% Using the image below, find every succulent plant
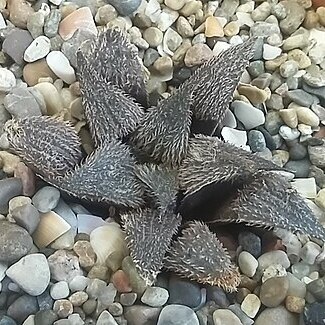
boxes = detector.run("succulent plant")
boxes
[4,28,325,292]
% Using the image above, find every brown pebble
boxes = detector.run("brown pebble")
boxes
[7,0,34,28]
[317,6,325,25]
[73,240,96,269]
[53,299,73,318]
[205,16,224,37]
[313,0,325,8]
[111,270,132,293]
[303,10,319,28]
[184,43,213,67]
[239,275,258,292]
[69,291,88,307]
[285,295,305,313]
[14,162,35,196]
[262,232,285,253]
[260,276,289,308]
[23,59,57,86]
[87,264,109,281]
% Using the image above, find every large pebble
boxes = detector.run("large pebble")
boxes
[24,36,51,63]
[258,250,290,272]
[308,143,325,168]
[241,294,261,318]
[260,276,289,307]
[32,186,60,213]
[238,251,258,277]
[248,130,266,152]
[232,100,265,129]
[50,281,70,300]
[4,87,42,118]
[0,177,23,214]
[0,220,32,262]
[279,1,306,35]
[0,68,16,93]
[295,106,320,127]
[184,43,213,67]
[141,287,169,307]
[11,203,40,234]
[48,249,83,282]
[278,125,300,141]
[263,44,281,60]
[124,305,161,325]
[213,309,242,325]
[6,253,50,296]
[255,306,298,325]
[8,0,34,29]
[157,305,199,325]
[7,295,38,324]
[23,59,57,86]
[46,51,76,84]
[59,7,97,41]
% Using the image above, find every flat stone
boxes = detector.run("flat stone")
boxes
[6,253,50,296]
[263,44,281,60]
[11,203,40,234]
[32,186,60,213]
[308,143,325,168]
[141,287,169,307]
[213,309,242,325]
[157,305,199,325]
[24,36,51,63]
[97,310,118,325]
[255,306,298,325]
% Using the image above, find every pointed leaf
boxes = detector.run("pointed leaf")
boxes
[77,28,148,107]
[164,221,240,292]
[122,208,181,285]
[58,140,144,208]
[181,38,256,124]
[4,116,82,180]
[81,79,144,146]
[135,164,179,212]
[132,87,192,166]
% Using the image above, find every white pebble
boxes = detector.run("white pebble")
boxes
[46,51,76,84]
[291,178,317,199]
[213,41,231,56]
[50,281,70,300]
[24,36,51,62]
[238,251,258,277]
[221,127,248,149]
[241,294,261,318]
[0,68,16,92]
[263,44,282,60]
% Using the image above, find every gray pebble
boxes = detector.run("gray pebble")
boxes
[286,89,318,107]
[2,29,33,65]
[27,12,45,39]
[124,305,161,325]
[107,0,141,16]
[251,73,272,89]
[157,305,199,325]
[279,1,306,35]
[108,302,123,317]
[289,143,308,160]
[50,281,70,300]
[141,287,169,307]
[264,111,284,135]
[7,295,38,324]
[0,316,17,325]
[279,60,299,78]
[265,93,284,110]
[44,9,61,38]
[34,310,58,325]
[0,178,23,214]
[4,87,42,118]
[279,125,300,141]
[284,159,311,178]
[250,22,281,38]
[32,186,60,213]
[248,130,266,152]
[120,292,137,306]
[308,144,325,168]
[11,203,40,234]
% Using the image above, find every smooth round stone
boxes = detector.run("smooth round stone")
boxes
[27,11,45,39]
[24,36,51,63]
[206,286,229,308]
[53,299,73,318]
[46,51,76,84]
[2,29,33,66]
[176,16,194,38]
[0,68,16,93]
[285,159,311,178]
[289,143,307,160]
[32,186,60,213]
[168,276,201,308]
[34,310,58,325]
[285,295,305,313]
[232,101,265,130]
[255,306,298,325]
[23,59,57,86]
[157,305,199,325]
[279,1,306,35]
[248,61,265,78]
[221,127,247,148]
[238,232,261,258]
[308,144,325,168]
[184,43,213,67]
[120,292,137,306]
[7,294,38,324]
[287,49,311,70]
[143,27,163,48]
[6,253,50,296]
[241,294,261,318]
[279,125,300,141]
[68,275,89,293]
[279,109,298,128]
[279,60,299,78]
[260,276,289,307]
[238,84,268,105]
[258,250,290,272]
[213,309,242,325]
[141,287,169,307]
[124,305,161,325]
[11,203,40,234]
[238,251,258,277]
[44,9,61,38]
[300,242,321,265]
[205,16,224,37]
[0,315,18,325]
[50,281,70,300]
[69,291,88,307]
[248,130,266,152]
[304,301,325,325]
[108,302,123,317]
[295,106,320,127]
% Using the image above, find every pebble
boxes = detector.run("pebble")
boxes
[304,301,325,325]
[279,60,299,78]
[120,292,137,306]
[241,294,261,318]
[141,287,169,307]
[308,143,325,168]
[96,310,118,325]
[32,186,60,213]
[205,16,224,38]
[232,101,265,130]
[48,250,83,282]
[0,68,16,93]
[27,12,45,39]
[221,127,247,148]
[59,7,97,41]
[287,272,306,298]
[50,281,70,300]
[255,305,298,325]
[4,87,42,118]
[289,143,308,160]
[285,296,305,314]
[2,29,33,66]
[213,309,242,325]
[6,253,50,296]
[157,305,199,325]
[300,242,322,264]
[53,299,73,318]
[168,276,201,308]
[237,84,268,105]
[34,310,58,325]
[280,1,306,35]
[263,44,281,60]
[8,0,35,29]
[24,36,51,63]
[46,51,76,84]
[23,59,57,86]
[73,240,96,269]
[124,305,161,325]
[258,250,291,272]
[184,43,213,67]
[176,16,194,38]
[279,125,300,141]
[238,232,261,258]
[260,276,289,307]
[69,275,89,293]
[69,291,88,307]
[11,203,40,235]
[295,106,320,127]
[7,295,38,324]
[238,251,258,277]
[248,130,266,152]
[291,178,317,199]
